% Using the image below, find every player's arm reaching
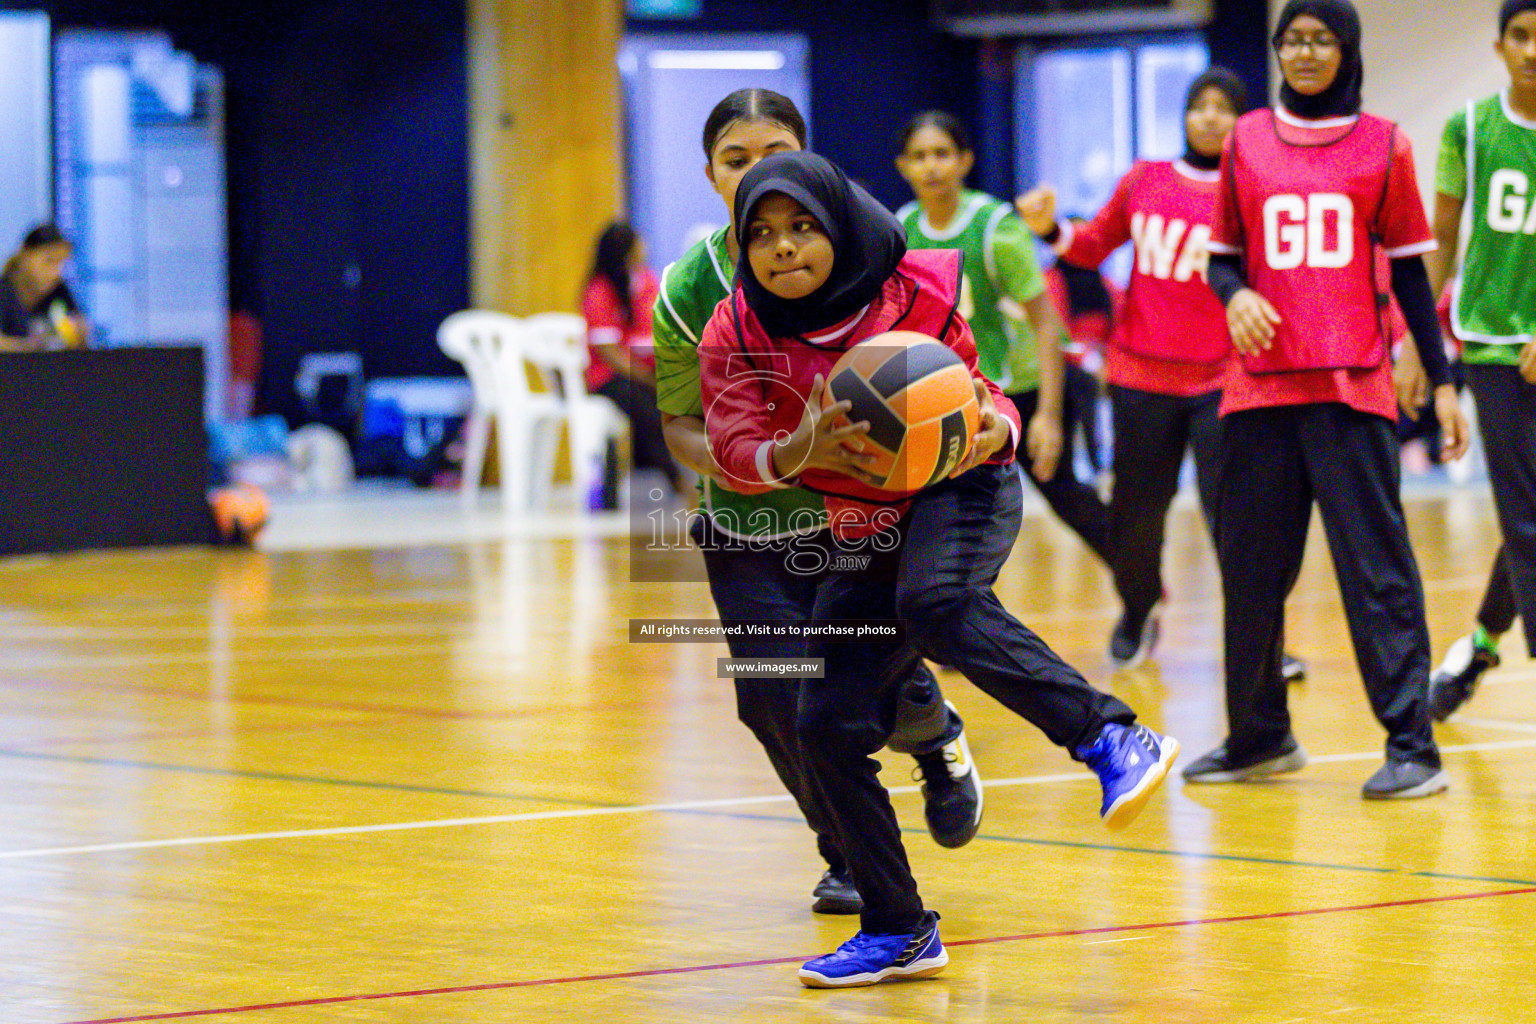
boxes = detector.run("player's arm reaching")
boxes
[991,202,1065,481]
[1016,169,1137,269]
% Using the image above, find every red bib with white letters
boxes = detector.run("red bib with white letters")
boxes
[1225,111,1396,373]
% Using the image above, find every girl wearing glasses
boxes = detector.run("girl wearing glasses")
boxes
[1182,0,1467,799]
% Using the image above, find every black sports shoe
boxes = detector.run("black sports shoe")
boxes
[811,868,862,915]
[1428,632,1500,721]
[913,702,983,848]
[1362,759,1448,799]
[1281,653,1307,682]
[1181,735,1308,783]
[1108,600,1163,669]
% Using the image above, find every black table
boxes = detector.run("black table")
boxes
[0,348,211,556]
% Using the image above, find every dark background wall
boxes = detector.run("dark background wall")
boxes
[628,0,986,214]
[3,0,1263,426]
[2,0,470,425]
[629,0,1268,212]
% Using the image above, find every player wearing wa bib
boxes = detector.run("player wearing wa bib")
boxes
[1185,0,1458,800]
[1026,68,1250,668]
[1421,3,1536,717]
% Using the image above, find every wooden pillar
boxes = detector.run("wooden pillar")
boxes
[469,0,623,315]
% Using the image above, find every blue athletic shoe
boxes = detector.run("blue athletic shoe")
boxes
[798,914,948,988]
[1075,723,1179,830]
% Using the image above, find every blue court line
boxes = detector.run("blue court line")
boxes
[678,808,1536,889]
[0,748,624,809]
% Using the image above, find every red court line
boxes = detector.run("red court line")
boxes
[57,885,1536,1023]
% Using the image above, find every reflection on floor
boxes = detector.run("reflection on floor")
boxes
[0,483,1531,1022]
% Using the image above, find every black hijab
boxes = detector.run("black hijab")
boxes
[1182,67,1249,170]
[733,151,906,338]
[1273,0,1363,119]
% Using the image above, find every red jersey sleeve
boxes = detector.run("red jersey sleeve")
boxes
[943,312,1021,462]
[698,308,786,495]
[1378,131,1436,258]
[1058,165,1138,268]
[1208,135,1245,256]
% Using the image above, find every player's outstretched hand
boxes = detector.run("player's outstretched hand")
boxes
[774,374,878,484]
[1434,384,1470,462]
[1226,288,1281,355]
[950,379,1009,478]
[1015,186,1058,237]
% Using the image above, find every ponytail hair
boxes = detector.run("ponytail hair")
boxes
[701,88,808,158]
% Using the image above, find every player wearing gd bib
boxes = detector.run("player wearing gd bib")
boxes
[1185,0,1469,800]
[1402,0,1536,719]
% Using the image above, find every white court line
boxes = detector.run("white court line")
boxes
[1482,667,1536,688]
[8,736,1536,862]
[0,772,1092,862]
[1447,716,1536,735]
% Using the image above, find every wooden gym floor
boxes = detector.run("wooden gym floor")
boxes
[1,487,1532,1022]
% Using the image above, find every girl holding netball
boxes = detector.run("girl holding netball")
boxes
[894,112,1115,569]
[1184,0,1466,798]
[700,151,1177,988]
[650,90,981,919]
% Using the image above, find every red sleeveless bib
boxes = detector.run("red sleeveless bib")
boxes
[1227,111,1397,374]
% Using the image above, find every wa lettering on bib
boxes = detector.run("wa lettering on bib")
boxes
[1224,112,1399,374]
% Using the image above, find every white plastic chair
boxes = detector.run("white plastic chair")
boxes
[436,311,563,509]
[521,312,630,511]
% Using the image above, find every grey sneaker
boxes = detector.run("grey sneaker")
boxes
[1181,735,1308,783]
[1362,760,1448,800]
[1281,653,1307,682]
[811,868,862,914]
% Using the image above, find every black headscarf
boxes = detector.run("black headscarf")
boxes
[1182,67,1250,170]
[1503,0,1536,35]
[1273,0,1364,119]
[733,151,906,338]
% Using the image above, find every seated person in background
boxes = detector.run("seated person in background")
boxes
[0,225,88,352]
[581,221,685,496]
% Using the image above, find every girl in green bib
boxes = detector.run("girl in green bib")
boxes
[894,111,1114,566]
[1400,0,1536,717]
